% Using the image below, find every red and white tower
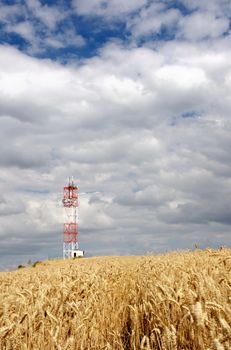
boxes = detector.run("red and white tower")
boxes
[62,177,84,259]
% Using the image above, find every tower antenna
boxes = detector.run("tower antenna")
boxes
[62,178,84,258]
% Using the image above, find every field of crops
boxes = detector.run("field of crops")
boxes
[0,248,231,349]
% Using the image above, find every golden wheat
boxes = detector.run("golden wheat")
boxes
[0,249,231,349]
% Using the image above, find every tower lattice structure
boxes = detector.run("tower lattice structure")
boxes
[62,177,79,259]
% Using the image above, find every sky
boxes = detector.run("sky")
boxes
[0,0,231,270]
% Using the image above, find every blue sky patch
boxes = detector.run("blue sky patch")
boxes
[0,0,194,60]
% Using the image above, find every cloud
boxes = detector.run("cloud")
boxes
[1,2,231,269]
[43,29,85,49]
[72,0,230,44]
[1,0,229,62]
[177,12,229,40]
[0,194,25,216]
[0,1,85,55]
[179,0,231,15]
[0,4,22,23]
[25,0,66,30]
[5,21,36,42]
[127,3,181,39]
[73,0,148,18]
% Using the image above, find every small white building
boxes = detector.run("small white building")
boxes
[72,250,84,258]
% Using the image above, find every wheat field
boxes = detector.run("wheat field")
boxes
[0,248,231,350]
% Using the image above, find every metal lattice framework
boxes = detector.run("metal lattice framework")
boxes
[62,177,79,259]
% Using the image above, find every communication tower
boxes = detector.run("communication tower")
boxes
[62,177,84,259]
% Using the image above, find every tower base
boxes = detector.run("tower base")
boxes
[63,243,84,259]
[72,250,84,258]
